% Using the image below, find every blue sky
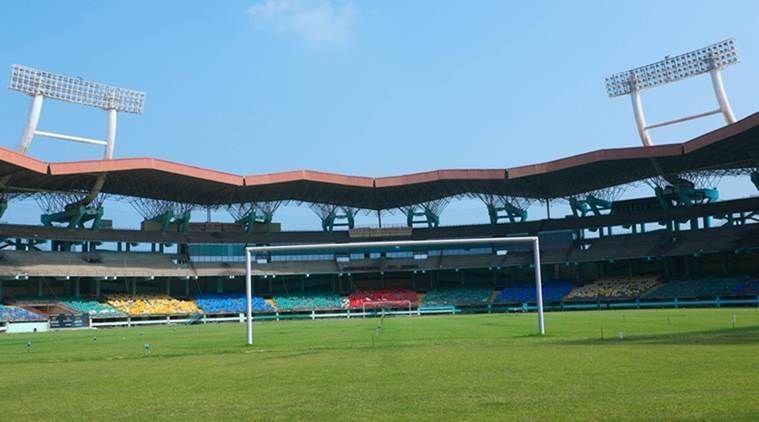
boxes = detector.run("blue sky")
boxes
[0,1,758,229]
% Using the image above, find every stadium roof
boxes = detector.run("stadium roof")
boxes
[1,112,757,209]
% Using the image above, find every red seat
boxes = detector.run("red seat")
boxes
[348,288,418,308]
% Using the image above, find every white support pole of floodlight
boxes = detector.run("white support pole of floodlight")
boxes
[708,58,736,124]
[244,236,545,345]
[105,109,118,159]
[18,94,43,154]
[8,65,144,160]
[605,39,740,146]
[629,80,652,147]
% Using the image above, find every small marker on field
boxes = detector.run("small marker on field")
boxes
[731,314,736,329]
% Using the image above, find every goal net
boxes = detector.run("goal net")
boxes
[244,237,545,344]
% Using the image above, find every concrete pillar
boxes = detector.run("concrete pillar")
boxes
[165,279,171,295]
[96,279,101,298]
[74,278,80,298]
[216,278,223,294]
[184,279,190,296]
[0,280,3,299]
[131,279,137,295]
[37,279,43,297]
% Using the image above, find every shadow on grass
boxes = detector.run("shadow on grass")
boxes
[561,325,759,346]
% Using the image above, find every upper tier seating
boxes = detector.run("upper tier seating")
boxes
[420,287,492,306]
[348,288,419,308]
[0,305,45,322]
[0,251,192,277]
[642,276,750,299]
[273,291,344,311]
[565,276,660,300]
[494,280,572,304]
[193,293,274,314]
[106,294,201,316]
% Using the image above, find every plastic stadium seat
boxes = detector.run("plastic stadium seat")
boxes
[193,293,274,314]
[731,279,759,296]
[59,297,124,316]
[421,287,492,306]
[0,305,46,322]
[565,276,660,300]
[272,291,344,311]
[494,280,571,304]
[8,296,124,317]
[348,289,418,308]
[642,276,750,299]
[106,294,201,316]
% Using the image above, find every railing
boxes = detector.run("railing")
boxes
[87,307,456,328]
[361,300,413,316]
[4,296,758,331]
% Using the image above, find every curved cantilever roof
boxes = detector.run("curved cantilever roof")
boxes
[0,112,757,209]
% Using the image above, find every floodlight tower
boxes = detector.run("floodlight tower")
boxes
[605,39,739,146]
[7,65,145,232]
[8,64,145,159]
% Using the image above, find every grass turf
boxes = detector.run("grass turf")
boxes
[0,308,758,420]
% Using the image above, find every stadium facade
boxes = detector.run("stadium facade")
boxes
[1,53,759,332]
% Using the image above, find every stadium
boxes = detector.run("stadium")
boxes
[1,7,759,421]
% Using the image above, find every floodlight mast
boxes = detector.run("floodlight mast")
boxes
[8,65,145,159]
[605,39,739,146]
[244,237,546,345]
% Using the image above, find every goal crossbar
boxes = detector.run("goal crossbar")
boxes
[244,236,544,345]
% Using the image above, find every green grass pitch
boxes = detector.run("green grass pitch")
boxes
[0,308,758,420]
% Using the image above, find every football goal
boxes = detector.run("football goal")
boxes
[244,236,544,345]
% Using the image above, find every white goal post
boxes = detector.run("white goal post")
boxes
[244,236,544,345]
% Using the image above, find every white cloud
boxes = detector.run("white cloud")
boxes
[247,0,357,44]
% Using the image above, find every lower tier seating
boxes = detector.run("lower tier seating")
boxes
[59,298,124,316]
[565,276,660,300]
[421,287,492,306]
[193,293,274,313]
[494,280,572,303]
[273,291,344,311]
[642,276,750,299]
[348,288,419,308]
[106,294,201,316]
[0,305,45,322]
[731,279,759,296]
